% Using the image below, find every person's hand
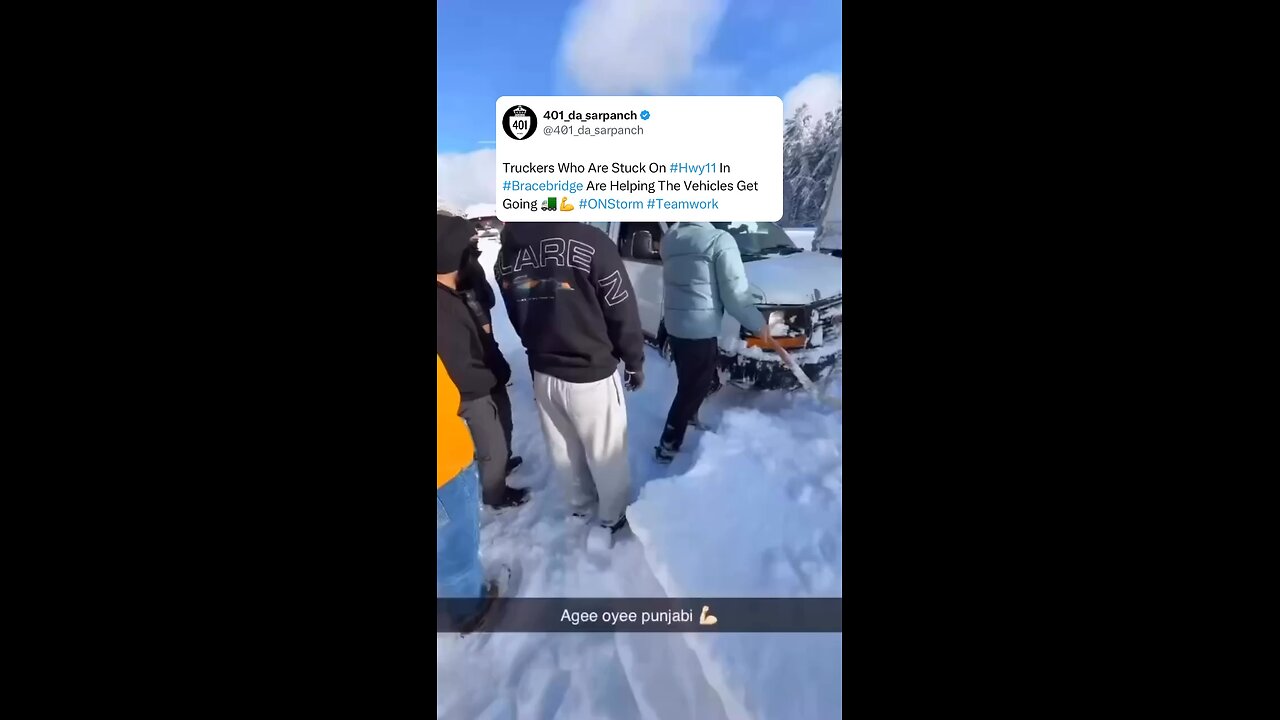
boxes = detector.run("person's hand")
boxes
[757,322,791,361]
[757,322,774,345]
[625,368,644,391]
[495,356,512,386]
[656,322,673,362]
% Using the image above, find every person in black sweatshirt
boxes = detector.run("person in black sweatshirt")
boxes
[496,222,643,542]
[437,214,528,510]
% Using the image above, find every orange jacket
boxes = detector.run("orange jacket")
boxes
[438,354,475,488]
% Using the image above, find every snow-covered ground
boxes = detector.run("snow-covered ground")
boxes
[437,244,843,720]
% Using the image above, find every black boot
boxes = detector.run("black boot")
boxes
[604,514,628,535]
[457,580,499,635]
[457,562,516,635]
[654,439,677,464]
[487,486,530,510]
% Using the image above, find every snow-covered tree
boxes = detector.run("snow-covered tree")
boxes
[782,105,809,225]
[782,103,841,226]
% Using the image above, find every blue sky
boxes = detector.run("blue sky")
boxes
[437,0,842,153]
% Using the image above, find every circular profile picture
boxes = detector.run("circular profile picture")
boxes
[502,105,537,140]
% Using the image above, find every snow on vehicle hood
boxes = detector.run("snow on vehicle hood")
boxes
[783,228,816,248]
[744,252,842,305]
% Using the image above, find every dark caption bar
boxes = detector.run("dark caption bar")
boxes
[437,598,842,633]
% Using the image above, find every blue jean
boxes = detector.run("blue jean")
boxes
[437,463,484,618]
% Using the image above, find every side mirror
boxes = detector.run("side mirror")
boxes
[633,230,653,259]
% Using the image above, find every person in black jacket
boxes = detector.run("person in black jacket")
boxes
[496,222,643,542]
[459,237,496,334]
[437,215,528,510]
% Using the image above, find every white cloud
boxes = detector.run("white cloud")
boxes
[436,149,495,213]
[783,72,842,122]
[560,0,729,94]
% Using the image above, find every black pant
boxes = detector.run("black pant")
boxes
[459,385,515,505]
[660,336,719,450]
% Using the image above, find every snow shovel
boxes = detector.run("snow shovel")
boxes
[772,343,817,391]
[771,340,842,410]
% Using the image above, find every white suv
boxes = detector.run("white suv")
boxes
[588,221,842,390]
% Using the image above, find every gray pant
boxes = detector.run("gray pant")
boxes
[533,371,631,526]
[458,386,514,506]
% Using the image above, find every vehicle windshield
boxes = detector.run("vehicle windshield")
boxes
[711,221,802,258]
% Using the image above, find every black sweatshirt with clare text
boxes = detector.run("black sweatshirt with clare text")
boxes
[496,222,644,383]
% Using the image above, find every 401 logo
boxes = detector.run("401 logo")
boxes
[502,105,537,140]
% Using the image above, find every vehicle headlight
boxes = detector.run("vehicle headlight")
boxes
[742,305,810,349]
[762,307,808,333]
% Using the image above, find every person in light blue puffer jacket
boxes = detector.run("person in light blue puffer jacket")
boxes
[655,222,772,462]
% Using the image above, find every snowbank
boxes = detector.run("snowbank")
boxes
[628,397,843,720]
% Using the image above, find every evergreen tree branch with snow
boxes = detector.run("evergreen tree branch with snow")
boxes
[782,103,842,227]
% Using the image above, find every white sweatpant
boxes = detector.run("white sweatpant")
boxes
[533,371,632,526]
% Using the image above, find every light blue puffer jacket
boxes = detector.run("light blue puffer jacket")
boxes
[660,222,766,340]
